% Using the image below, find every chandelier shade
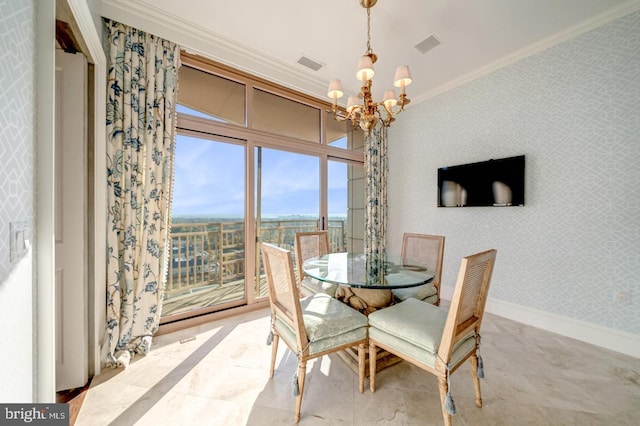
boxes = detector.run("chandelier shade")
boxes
[383,90,397,109]
[328,0,412,133]
[327,79,344,100]
[393,66,412,89]
[356,55,375,82]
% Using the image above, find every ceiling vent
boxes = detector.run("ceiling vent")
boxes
[297,55,324,71]
[414,35,441,54]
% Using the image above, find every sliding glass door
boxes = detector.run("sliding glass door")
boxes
[254,147,320,298]
[161,134,246,322]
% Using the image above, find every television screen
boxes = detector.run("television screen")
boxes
[437,155,525,207]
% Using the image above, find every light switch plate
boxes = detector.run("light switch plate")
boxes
[10,221,30,263]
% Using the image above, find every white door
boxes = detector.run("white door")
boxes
[55,50,88,391]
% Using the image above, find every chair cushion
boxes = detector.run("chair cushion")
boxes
[423,293,438,305]
[369,298,446,353]
[392,283,438,303]
[300,293,368,341]
[301,276,339,298]
[368,327,475,368]
[276,318,367,355]
[368,298,475,367]
[275,293,367,355]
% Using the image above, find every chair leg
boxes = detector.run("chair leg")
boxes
[437,376,453,426]
[470,354,483,408]
[369,342,377,392]
[269,334,279,378]
[294,360,306,423]
[358,343,365,393]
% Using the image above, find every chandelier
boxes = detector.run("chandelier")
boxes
[327,0,413,133]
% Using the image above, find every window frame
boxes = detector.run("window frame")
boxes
[159,52,364,330]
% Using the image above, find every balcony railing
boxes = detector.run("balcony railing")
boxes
[164,219,345,298]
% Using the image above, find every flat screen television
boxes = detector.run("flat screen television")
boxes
[437,155,525,207]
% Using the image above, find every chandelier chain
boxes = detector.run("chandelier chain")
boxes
[366,6,372,55]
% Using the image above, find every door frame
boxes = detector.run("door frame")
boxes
[65,0,107,384]
[36,0,106,401]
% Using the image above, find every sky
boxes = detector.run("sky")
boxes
[172,109,348,218]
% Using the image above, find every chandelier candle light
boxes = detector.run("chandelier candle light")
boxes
[328,0,412,133]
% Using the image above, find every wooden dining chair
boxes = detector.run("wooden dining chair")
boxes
[261,242,368,423]
[368,249,497,426]
[392,233,445,305]
[294,231,338,297]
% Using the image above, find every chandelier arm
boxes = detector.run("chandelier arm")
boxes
[339,104,365,119]
[330,106,358,123]
[372,103,391,127]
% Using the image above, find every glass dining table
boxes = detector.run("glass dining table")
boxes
[302,252,436,375]
[302,252,435,314]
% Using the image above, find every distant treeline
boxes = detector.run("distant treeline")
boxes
[172,215,346,224]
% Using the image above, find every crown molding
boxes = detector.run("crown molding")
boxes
[411,0,640,106]
[101,0,640,108]
[100,0,328,99]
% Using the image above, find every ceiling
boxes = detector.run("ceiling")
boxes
[101,0,639,107]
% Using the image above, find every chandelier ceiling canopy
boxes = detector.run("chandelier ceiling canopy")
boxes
[328,0,413,133]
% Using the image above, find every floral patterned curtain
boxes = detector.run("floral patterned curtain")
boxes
[104,20,180,367]
[365,124,388,259]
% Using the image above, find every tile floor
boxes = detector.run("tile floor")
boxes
[76,307,640,425]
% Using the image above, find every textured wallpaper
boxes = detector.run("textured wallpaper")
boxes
[0,0,35,283]
[0,0,35,402]
[389,11,640,334]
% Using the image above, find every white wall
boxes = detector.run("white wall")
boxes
[389,11,640,355]
[78,0,103,36]
[0,0,36,402]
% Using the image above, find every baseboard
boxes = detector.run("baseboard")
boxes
[440,287,640,359]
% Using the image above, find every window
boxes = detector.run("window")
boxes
[160,52,364,326]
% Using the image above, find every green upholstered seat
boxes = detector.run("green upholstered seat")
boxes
[276,293,367,355]
[392,283,438,303]
[368,298,475,367]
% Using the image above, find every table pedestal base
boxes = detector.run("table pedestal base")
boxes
[333,287,401,374]
[337,346,402,377]
[335,287,393,315]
